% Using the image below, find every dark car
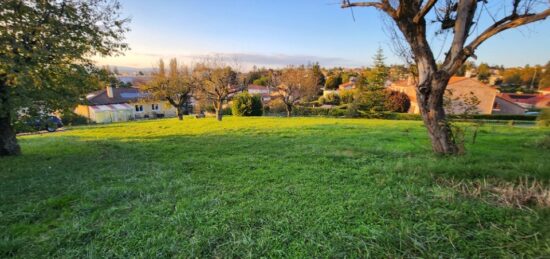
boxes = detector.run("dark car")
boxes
[27,116,64,132]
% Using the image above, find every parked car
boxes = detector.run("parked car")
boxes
[525,111,540,116]
[26,116,64,132]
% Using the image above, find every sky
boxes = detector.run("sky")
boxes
[94,0,550,71]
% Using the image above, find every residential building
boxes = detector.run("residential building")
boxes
[247,84,272,102]
[492,95,527,115]
[388,77,498,115]
[74,86,177,123]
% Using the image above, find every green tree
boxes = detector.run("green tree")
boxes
[539,61,550,88]
[477,63,490,82]
[367,47,388,88]
[231,92,263,116]
[0,0,129,156]
[324,75,342,90]
[312,62,326,87]
[252,76,269,86]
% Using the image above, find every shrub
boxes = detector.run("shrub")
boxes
[320,93,340,105]
[231,92,263,116]
[339,89,356,104]
[384,90,411,113]
[324,75,342,90]
[61,111,89,126]
[537,108,550,127]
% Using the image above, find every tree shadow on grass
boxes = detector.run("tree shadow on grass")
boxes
[1,128,549,257]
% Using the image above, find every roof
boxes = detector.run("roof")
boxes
[86,87,144,105]
[495,95,526,109]
[499,93,540,105]
[247,84,269,91]
[339,82,355,89]
[90,103,133,112]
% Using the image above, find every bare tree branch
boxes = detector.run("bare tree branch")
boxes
[414,0,437,23]
[341,0,397,18]
[465,8,550,55]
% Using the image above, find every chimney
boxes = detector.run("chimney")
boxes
[106,84,114,98]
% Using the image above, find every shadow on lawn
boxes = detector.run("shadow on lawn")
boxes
[2,129,550,257]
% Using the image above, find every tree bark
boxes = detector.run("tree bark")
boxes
[176,107,184,120]
[0,81,20,156]
[286,104,292,117]
[215,100,223,121]
[417,77,459,155]
[0,114,20,156]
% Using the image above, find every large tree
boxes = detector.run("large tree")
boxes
[0,0,129,156]
[141,59,194,120]
[273,67,318,117]
[195,65,241,121]
[342,0,550,155]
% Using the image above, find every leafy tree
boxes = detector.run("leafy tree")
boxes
[0,0,129,156]
[477,63,490,82]
[141,59,194,120]
[324,75,342,90]
[539,61,550,89]
[312,62,326,87]
[343,1,550,155]
[231,92,263,116]
[252,76,269,86]
[367,47,388,88]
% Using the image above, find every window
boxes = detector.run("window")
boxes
[151,104,159,111]
[135,105,143,112]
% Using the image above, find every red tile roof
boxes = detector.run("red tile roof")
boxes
[499,93,541,105]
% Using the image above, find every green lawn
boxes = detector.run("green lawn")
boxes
[1,117,549,257]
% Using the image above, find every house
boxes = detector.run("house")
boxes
[498,93,541,109]
[492,95,527,115]
[74,86,177,123]
[388,77,498,115]
[539,87,550,95]
[339,77,357,91]
[247,84,272,102]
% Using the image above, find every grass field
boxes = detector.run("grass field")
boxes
[1,117,549,257]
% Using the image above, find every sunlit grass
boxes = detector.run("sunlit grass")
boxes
[1,116,549,257]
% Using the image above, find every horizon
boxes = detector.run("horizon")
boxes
[94,0,550,71]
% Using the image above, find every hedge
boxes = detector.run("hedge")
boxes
[287,106,539,121]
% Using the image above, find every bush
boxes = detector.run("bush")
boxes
[319,93,340,105]
[537,108,550,127]
[339,90,356,104]
[384,90,411,113]
[61,111,89,126]
[231,92,263,116]
[324,75,342,90]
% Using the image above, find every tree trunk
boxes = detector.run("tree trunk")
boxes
[286,104,292,117]
[0,115,20,156]
[0,79,20,156]
[215,101,223,121]
[417,78,459,155]
[176,107,184,120]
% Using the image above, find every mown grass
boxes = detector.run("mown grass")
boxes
[1,116,549,257]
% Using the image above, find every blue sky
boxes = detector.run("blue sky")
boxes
[95,0,550,70]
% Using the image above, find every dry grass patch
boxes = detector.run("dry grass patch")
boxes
[437,177,550,209]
